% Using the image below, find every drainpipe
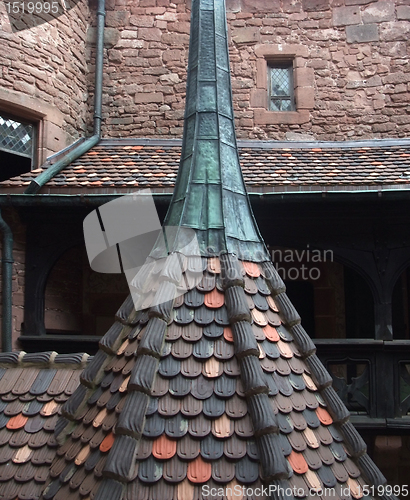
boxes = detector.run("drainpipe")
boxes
[24,0,106,194]
[0,210,13,352]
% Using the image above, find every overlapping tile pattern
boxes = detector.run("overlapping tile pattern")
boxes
[0,351,89,500]
[2,141,410,190]
[11,254,384,500]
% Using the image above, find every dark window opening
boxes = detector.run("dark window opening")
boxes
[285,280,315,337]
[0,114,35,181]
[268,62,295,112]
[44,246,129,337]
[392,268,410,340]
[344,267,375,339]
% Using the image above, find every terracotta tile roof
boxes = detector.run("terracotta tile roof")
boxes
[0,257,387,499]
[2,139,410,193]
[0,351,89,499]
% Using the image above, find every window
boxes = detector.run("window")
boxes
[268,63,295,112]
[251,44,315,126]
[0,113,35,181]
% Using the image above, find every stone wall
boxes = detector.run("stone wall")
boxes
[0,209,26,350]
[0,0,90,157]
[88,0,410,141]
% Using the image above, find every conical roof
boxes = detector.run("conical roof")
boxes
[0,1,390,499]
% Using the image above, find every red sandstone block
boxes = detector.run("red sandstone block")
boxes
[231,28,261,44]
[129,15,154,27]
[294,67,315,88]
[134,92,164,104]
[250,89,267,108]
[139,28,162,41]
[295,87,315,109]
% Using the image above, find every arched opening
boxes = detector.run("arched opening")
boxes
[269,246,375,339]
[44,245,129,337]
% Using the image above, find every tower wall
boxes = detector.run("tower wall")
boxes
[93,0,409,141]
[0,0,91,158]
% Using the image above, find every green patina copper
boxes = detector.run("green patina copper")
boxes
[159,0,270,262]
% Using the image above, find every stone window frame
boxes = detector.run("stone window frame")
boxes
[251,44,315,125]
[0,87,70,168]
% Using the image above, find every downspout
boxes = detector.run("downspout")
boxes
[0,210,13,352]
[24,0,106,194]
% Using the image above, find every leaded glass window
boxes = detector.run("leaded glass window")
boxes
[0,113,35,181]
[0,115,34,158]
[268,63,294,112]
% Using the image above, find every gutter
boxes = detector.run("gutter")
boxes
[0,210,13,352]
[1,188,410,208]
[24,0,106,194]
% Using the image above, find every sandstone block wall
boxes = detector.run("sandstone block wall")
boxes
[0,0,90,158]
[86,0,410,141]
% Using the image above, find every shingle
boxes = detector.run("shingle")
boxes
[203,395,225,418]
[158,355,180,378]
[174,305,194,325]
[158,393,180,416]
[171,338,193,359]
[329,441,347,462]
[165,413,188,438]
[181,357,202,378]
[177,434,200,460]
[214,339,234,360]
[134,439,152,461]
[203,323,223,339]
[169,373,192,397]
[317,464,337,488]
[194,305,214,325]
[211,457,235,483]
[143,413,165,438]
[224,433,247,460]
[187,456,212,483]
[181,394,202,417]
[303,446,322,470]
[181,323,202,342]
[163,455,187,482]
[189,414,212,438]
[196,272,216,292]
[225,395,247,419]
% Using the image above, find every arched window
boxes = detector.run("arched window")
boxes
[44,246,128,337]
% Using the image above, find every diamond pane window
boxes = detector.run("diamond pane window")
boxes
[0,113,35,181]
[268,64,294,112]
[0,115,33,158]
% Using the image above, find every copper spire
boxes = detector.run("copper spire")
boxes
[162,0,269,262]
